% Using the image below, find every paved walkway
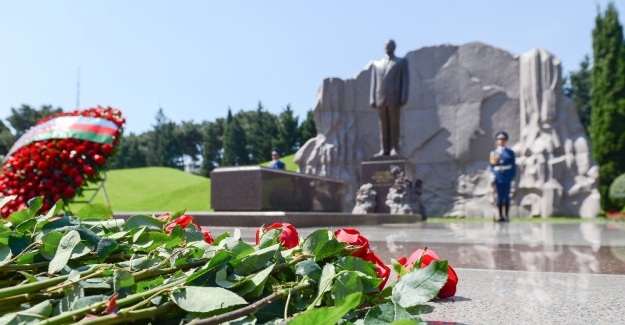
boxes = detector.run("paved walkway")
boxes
[210,221,625,325]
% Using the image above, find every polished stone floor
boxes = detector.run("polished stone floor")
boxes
[212,221,625,324]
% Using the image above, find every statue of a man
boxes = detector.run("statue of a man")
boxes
[370,39,409,156]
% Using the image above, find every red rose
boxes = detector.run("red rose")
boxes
[102,143,114,155]
[63,187,75,199]
[199,226,214,244]
[160,214,213,244]
[255,223,299,249]
[164,215,195,234]
[362,251,391,291]
[84,165,95,177]
[334,228,370,257]
[398,248,458,298]
[93,154,105,166]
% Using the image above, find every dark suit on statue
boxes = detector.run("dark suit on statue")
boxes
[370,54,409,155]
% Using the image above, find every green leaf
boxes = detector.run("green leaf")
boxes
[337,256,378,278]
[96,238,118,260]
[37,199,64,224]
[392,260,448,308]
[295,259,322,282]
[302,229,330,255]
[0,244,12,267]
[48,230,81,274]
[6,209,30,227]
[8,234,30,256]
[75,204,113,220]
[211,231,231,246]
[136,277,164,293]
[124,215,165,231]
[27,196,44,217]
[233,264,275,298]
[72,295,108,310]
[302,229,346,261]
[223,241,255,259]
[16,250,39,265]
[113,269,135,292]
[391,259,410,277]
[40,232,64,260]
[185,250,231,285]
[165,225,185,249]
[0,195,17,210]
[332,271,364,307]
[170,286,247,313]
[18,271,38,283]
[258,228,281,249]
[314,263,336,307]
[185,225,205,243]
[15,218,37,234]
[364,302,425,325]
[233,244,279,275]
[290,292,362,325]
[58,286,84,314]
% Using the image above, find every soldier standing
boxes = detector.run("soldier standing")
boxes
[490,131,516,222]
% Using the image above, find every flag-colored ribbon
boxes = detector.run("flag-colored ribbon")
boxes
[6,116,119,158]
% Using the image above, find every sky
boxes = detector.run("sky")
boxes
[0,1,622,134]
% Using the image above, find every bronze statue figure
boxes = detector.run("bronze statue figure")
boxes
[370,39,409,156]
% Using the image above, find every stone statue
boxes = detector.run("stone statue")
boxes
[370,39,409,156]
[385,165,425,217]
[351,183,377,214]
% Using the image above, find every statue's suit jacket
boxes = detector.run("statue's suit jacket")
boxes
[370,55,409,108]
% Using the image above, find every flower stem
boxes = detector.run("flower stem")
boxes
[0,266,100,299]
[75,301,178,325]
[188,281,311,325]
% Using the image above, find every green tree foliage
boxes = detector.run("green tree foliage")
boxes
[0,120,16,156]
[175,121,204,162]
[201,119,224,176]
[111,132,148,169]
[236,102,279,164]
[222,109,249,166]
[299,109,317,145]
[7,104,62,136]
[275,104,300,155]
[590,2,625,211]
[146,108,182,168]
[608,173,625,210]
[564,55,592,134]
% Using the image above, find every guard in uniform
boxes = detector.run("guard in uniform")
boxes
[490,131,516,222]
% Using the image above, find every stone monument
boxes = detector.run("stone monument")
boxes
[294,42,600,218]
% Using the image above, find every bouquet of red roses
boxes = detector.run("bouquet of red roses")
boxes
[0,106,125,218]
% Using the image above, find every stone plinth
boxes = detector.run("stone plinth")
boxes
[361,157,413,213]
[210,166,346,212]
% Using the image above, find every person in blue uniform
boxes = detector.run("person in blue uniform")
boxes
[268,148,285,170]
[490,131,516,222]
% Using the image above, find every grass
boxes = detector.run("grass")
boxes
[71,167,212,212]
[71,154,298,212]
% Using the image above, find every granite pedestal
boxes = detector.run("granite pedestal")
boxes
[210,166,346,212]
[360,156,413,213]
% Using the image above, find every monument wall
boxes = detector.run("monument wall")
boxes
[294,42,600,218]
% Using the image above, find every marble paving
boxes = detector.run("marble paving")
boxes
[212,221,625,324]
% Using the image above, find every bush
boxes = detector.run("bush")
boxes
[609,173,625,210]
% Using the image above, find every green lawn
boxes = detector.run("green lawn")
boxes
[71,167,212,212]
[71,154,298,212]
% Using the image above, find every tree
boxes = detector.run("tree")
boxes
[275,104,300,155]
[589,2,625,211]
[299,109,317,145]
[564,55,592,134]
[201,119,224,176]
[175,121,204,162]
[0,120,16,156]
[146,108,182,168]
[7,104,62,136]
[222,109,249,166]
[111,132,148,169]
[243,102,278,164]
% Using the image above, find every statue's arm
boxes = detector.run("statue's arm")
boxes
[400,60,409,106]
[369,66,377,107]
